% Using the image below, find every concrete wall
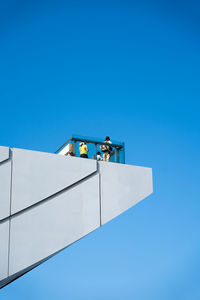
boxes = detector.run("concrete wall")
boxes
[0,220,9,281]
[0,146,153,288]
[99,161,153,225]
[9,175,100,275]
[11,149,97,214]
[0,147,11,221]
[0,146,9,163]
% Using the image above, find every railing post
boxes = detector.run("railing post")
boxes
[94,144,97,157]
[122,143,125,164]
[74,141,76,157]
[115,148,119,163]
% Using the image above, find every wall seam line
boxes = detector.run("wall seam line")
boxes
[97,162,102,227]
[7,148,13,277]
[0,158,11,166]
[1,168,98,223]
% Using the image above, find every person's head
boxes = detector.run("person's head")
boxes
[105,136,110,141]
[80,142,86,147]
[97,151,101,155]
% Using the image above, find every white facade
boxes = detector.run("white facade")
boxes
[0,146,153,289]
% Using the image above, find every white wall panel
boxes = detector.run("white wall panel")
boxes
[12,149,97,214]
[0,161,11,220]
[0,220,9,281]
[99,161,153,225]
[9,175,100,275]
[0,147,9,163]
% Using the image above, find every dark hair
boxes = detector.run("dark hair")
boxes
[97,151,101,155]
[105,136,110,141]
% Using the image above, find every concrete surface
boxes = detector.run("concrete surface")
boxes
[0,146,153,288]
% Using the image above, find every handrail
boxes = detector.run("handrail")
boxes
[54,138,72,154]
[55,138,123,154]
[71,137,123,149]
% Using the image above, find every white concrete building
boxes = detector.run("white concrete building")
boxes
[0,145,153,288]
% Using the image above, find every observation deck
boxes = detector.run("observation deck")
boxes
[55,134,125,164]
[0,138,152,289]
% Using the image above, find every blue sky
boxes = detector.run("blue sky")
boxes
[0,0,200,299]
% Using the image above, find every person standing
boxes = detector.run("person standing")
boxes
[100,136,112,162]
[79,142,89,158]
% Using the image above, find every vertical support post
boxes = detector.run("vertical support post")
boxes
[122,143,125,164]
[95,144,97,158]
[115,148,119,163]
[74,141,76,157]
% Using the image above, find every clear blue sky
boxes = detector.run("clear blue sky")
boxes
[1,0,200,299]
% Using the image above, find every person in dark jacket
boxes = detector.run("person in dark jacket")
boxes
[100,136,112,162]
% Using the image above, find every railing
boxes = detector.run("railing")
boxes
[54,138,72,154]
[55,134,125,164]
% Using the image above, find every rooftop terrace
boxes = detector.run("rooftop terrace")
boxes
[55,134,125,164]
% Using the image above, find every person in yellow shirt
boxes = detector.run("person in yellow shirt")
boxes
[79,142,89,158]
